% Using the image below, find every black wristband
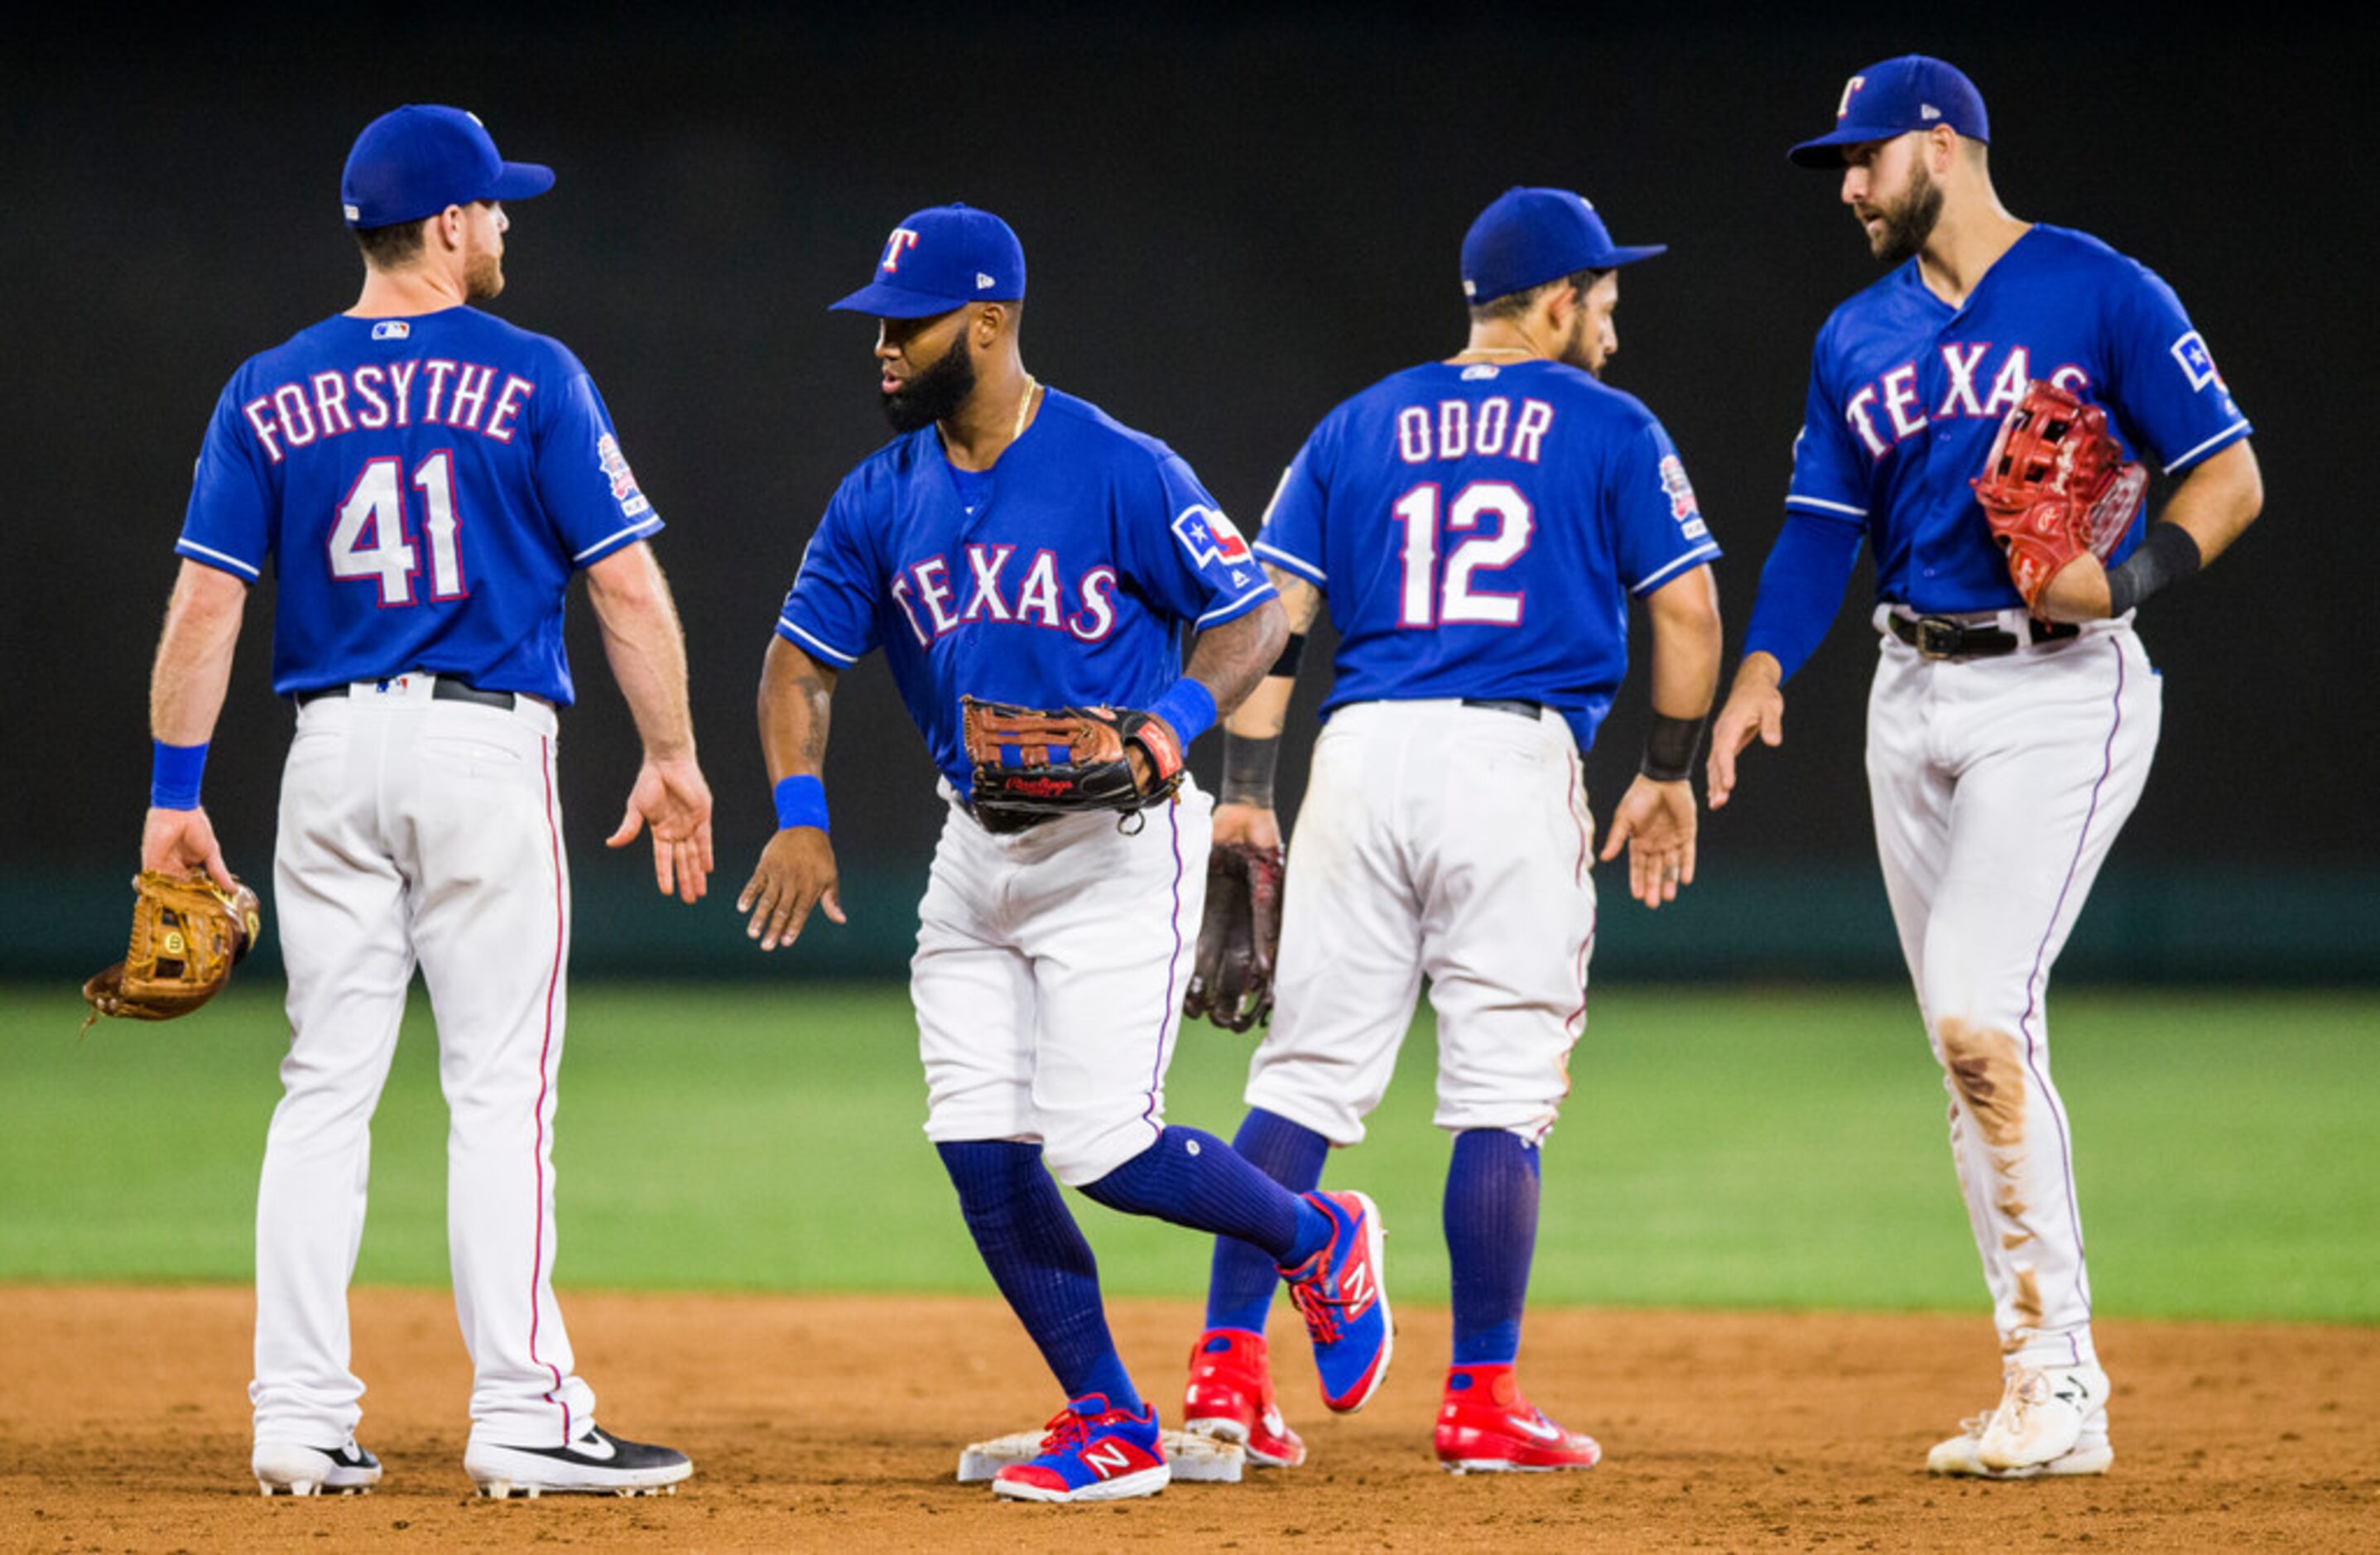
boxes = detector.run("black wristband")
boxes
[2104,522,2202,618]
[1641,712,1706,783]
[1267,632,1307,678]
[1220,731,1281,807]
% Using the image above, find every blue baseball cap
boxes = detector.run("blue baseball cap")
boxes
[830,204,1027,318]
[341,105,554,228]
[1789,55,1990,167]
[1460,187,1664,305]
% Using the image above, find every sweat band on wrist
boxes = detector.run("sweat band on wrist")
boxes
[772,773,829,832]
[1219,732,1281,808]
[151,739,209,811]
[1148,677,1218,749]
[2104,522,2202,618]
[1640,713,1706,783]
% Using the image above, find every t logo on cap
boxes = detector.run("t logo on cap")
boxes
[1791,55,1990,167]
[1837,75,1867,120]
[831,204,1027,320]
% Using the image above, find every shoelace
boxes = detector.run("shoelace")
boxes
[1286,1270,1348,1344]
[1036,1407,1094,1453]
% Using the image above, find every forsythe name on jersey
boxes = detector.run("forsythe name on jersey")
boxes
[239,359,539,465]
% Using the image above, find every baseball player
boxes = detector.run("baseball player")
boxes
[1708,57,2262,1478]
[738,203,1393,1504]
[1177,187,1724,1473]
[139,105,712,1498]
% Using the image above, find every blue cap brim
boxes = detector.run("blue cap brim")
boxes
[490,161,555,201]
[1788,124,1901,167]
[1603,243,1666,267]
[828,279,978,319]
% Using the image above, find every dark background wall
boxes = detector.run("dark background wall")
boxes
[4,8,2372,979]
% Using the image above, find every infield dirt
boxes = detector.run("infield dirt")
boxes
[2,1287,2373,1551]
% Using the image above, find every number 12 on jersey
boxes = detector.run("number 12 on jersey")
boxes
[1395,480,1533,627]
[330,452,467,605]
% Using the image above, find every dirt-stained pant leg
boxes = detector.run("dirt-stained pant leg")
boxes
[1868,628,2161,1366]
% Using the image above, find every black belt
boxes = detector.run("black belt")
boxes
[295,677,517,710]
[1887,613,2080,661]
[1461,697,1544,720]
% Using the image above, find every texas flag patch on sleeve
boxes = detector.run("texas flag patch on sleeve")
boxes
[1171,503,1253,567]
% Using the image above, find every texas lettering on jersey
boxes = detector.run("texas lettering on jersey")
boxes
[890,546,1123,644]
[1839,343,2093,458]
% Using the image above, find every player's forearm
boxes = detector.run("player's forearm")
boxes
[2155,439,2262,566]
[757,635,838,782]
[585,543,697,762]
[1646,566,1724,719]
[1740,513,1863,684]
[1185,596,1290,719]
[1221,568,1319,740]
[150,561,248,746]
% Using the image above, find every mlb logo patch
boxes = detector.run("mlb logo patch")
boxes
[2170,330,2224,391]
[371,320,411,341]
[1171,504,1252,567]
[1657,454,1701,522]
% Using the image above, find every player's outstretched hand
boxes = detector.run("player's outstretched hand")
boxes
[1212,800,1282,852]
[1598,773,1698,909]
[141,806,235,893]
[608,754,715,903]
[1706,656,1786,811]
[738,826,845,951]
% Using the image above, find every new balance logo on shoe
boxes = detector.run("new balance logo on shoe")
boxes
[1084,1441,1132,1478]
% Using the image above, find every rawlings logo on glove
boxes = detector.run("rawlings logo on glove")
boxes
[960,696,1186,823]
[82,869,261,1028]
[1970,381,2147,614]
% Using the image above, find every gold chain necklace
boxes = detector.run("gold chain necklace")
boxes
[1013,374,1040,441]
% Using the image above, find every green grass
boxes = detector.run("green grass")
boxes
[3,982,2374,1322]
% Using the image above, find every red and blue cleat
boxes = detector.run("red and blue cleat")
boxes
[1277,1190,1392,1413]
[991,1394,1171,1504]
[1182,1328,1307,1467]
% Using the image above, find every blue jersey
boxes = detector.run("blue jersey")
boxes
[777,388,1274,796]
[1254,359,1721,752]
[177,306,662,704]
[1752,224,2250,656]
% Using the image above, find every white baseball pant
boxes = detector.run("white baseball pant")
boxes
[253,674,595,1450]
[1865,610,2161,1368]
[1243,698,1599,1147]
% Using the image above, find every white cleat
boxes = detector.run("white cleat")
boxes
[1927,1363,2114,1479]
[252,1440,381,1496]
[465,1425,691,1499]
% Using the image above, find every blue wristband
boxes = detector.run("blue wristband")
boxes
[772,773,829,832]
[151,739,209,811]
[1148,678,1218,749]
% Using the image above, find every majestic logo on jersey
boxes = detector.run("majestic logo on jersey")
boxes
[880,228,921,272]
[2170,330,2224,392]
[1837,75,1867,119]
[1842,344,2090,459]
[596,434,651,518]
[1171,504,1252,567]
[889,546,1121,646]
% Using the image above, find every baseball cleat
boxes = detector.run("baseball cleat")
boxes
[990,1394,1171,1504]
[1182,1328,1306,1467]
[1932,1362,2112,1476]
[464,1423,692,1498]
[1277,1190,1392,1413]
[1435,1366,1602,1473]
[252,1439,382,1496]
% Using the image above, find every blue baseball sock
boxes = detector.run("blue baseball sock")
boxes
[1081,1125,1333,1268]
[1201,1110,1331,1334]
[936,1141,1142,1415]
[1445,1129,1541,1367]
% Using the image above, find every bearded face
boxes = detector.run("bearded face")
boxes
[881,325,977,433]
